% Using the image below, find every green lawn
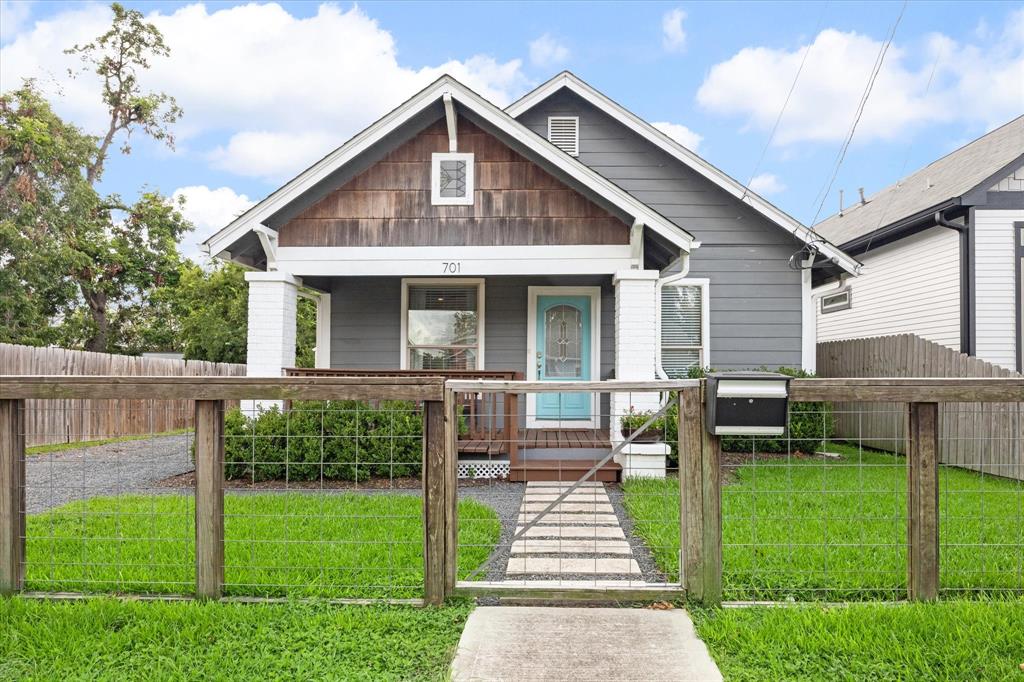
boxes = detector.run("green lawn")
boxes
[0,597,470,681]
[693,601,1024,682]
[26,429,191,456]
[623,443,1024,600]
[26,493,500,599]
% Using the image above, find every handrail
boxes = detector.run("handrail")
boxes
[446,379,700,393]
[0,375,445,402]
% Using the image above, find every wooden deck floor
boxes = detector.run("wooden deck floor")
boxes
[459,429,610,456]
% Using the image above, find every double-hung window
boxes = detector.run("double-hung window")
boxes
[403,280,484,370]
[659,279,709,378]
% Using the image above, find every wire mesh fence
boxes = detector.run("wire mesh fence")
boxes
[3,376,1021,604]
[719,400,1023,602]
[452,386,684,593]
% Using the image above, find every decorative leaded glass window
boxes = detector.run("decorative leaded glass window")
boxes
[431,153,474,205]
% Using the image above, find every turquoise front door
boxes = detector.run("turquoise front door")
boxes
[536,295,592,421]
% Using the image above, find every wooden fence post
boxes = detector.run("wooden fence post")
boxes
[0,399,25,595]
[422,400,447,605]
[908,401,940,601]
[679,387,704,601]
[194,400,225,600]
[443,391,458,595]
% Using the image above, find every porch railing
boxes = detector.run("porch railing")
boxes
[284,368,524,463]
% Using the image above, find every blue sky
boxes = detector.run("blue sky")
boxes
[1,0,1021,257]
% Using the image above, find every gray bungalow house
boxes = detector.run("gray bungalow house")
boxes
[201,71,859,480]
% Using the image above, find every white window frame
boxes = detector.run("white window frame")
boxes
[400,278,485,370]
[430,152,474,205]
[525,285,602,429]
[655,276,710,378]
[820,289,852,314]
[547,116,580,156]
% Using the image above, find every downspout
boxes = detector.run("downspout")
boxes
[934,209,974,356]
[654,248,695,379]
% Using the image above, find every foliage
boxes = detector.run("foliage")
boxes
[623,443,1024,600]
[619,406,666,431]
[24,492,499,598]
[222,401,424,482]
[0,598,474,682]
[691,601,1024,682]
[0,84,93,346]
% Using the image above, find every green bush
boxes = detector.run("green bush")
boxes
[222,400,423,482]
[664,367,835,466]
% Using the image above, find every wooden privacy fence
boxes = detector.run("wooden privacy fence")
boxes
[0,344,245,448]
[818,335,1024,481]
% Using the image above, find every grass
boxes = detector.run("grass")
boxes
[623,443,1024,600]
[26,492,500,598]
[0,597,471,681]
[692,601,1024,681]
[26,429,191,456]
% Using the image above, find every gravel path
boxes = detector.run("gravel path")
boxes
[26,435,194,513]
[458,481,526,581]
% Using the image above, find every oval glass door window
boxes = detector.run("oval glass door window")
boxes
[544,304,582,378]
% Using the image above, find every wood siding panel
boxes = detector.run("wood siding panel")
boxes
[279,120,629,248]
[515,89,806,370]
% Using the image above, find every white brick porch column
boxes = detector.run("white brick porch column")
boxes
[244,271,299,411]
[612,270,668,476]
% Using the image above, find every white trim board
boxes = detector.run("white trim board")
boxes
[400,278,486,370]
[506,71,861,276]
[203,75,694,260]
[525,286,602,429]
[275,245,634,277]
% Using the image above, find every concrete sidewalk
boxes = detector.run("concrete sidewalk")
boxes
[451,606,723,682]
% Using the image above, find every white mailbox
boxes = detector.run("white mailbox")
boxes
[706,372,791,436]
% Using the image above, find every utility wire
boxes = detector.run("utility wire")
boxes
[860,43,943,258]
[742,0,830,202]
[810,0,909,228]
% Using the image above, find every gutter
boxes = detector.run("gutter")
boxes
[933,209,975,357]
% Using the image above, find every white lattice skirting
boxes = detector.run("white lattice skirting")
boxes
[458,459,510,479]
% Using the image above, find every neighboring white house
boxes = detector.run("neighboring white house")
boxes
[814,116,1024,373]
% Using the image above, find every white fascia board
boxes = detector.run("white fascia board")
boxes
[204,75,693,262]
[507,72,862,276]
[276,245,633,277]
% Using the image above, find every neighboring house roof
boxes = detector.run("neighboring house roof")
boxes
[202,75,695,261]
[506,71,862,276]
[815,116,1024,247]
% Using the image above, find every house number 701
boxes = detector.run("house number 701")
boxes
[443,262,461,274]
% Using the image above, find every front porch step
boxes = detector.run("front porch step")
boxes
[509,459,621,482]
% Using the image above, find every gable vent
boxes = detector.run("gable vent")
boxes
[547,116,579,156]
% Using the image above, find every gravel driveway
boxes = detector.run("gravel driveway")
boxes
[26,435,194,513]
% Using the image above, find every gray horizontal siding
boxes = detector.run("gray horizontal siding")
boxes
[329,275,614,423]
[516,90,806,370]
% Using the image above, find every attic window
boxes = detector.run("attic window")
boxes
[431,152,474,205]
[821,290,852,314]
[547,116,579,156]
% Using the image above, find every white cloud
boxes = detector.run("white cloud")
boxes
[0,0,32,42]
[748,173,786,196]
[529,34,570,68]
[697,15,1024,146]
[651,121,702,150]
[662,8,686,52]
[172,185,254,260]
[0,3,531,182]
[208,130,337,182]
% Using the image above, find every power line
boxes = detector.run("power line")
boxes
[742,0,830,203]
[860,43,944,258]
[810,0,909,228]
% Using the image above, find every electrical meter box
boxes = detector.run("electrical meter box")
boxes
[705,372,791,436]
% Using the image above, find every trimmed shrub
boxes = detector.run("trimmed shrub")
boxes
[664,367,835,466]
[222,400,423,482]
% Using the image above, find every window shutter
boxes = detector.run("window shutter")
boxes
[660,284,703,378]
[547,117,579,156]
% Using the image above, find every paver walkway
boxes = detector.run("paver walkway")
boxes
[503,481,646,586]
[451,606,723,681]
